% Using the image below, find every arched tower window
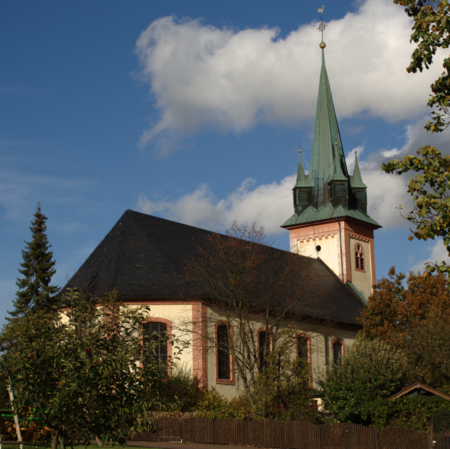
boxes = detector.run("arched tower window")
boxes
[216,324,231,380]
[142,321,168,368]
[355,244,365,272]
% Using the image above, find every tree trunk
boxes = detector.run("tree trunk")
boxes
[51,430,59,449]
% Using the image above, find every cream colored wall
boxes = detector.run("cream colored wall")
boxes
[297,235,340,279]
[205,306,359,398]
[127,303,195,373]
[349,239,372,300]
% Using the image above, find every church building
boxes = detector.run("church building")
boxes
[61,40,380,398]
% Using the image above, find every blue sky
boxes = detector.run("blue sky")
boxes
[1,0,449,325]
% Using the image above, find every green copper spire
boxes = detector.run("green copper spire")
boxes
[294,148,313,188]
[351,149,367,188]
[281,45,381,230]
[309,50,349,208]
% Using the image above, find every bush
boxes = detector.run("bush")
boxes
[370,396,450,433]
[318,338,411,425]
[434,408,450,433]
[195,388,251,419]
[159,369,206,414]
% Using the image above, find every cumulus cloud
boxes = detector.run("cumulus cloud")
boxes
[134,0,446,150]
[138,112,450,233]
[409,239,450,274]
[137,177,295,234]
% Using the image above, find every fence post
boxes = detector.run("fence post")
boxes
[213,419,216,445]
[374,428,378,449]
[180,419,183,444]
[316,425,319,449]
[247,420,249,446]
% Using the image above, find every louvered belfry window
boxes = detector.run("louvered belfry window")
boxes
[355,244,365,271]
[217,325,231,380]
[143,321,168,367]
[298,336,309,360]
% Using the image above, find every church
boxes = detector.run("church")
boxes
[61,40,380,398]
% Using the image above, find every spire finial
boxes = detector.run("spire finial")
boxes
[318,6,326,49]
[354,142,357,155]
[299,141,301,154]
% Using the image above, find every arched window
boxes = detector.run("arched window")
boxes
[332,339,343,366]
[259,330,270,369]
[216,324,231,380]
[355,244,365,272]
[297,335,310,361]
[143,321,168,368]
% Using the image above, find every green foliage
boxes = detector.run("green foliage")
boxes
[160,369,206,414]
[194,388,251,419]
[0,289,179,448]
[394,0,450,133]
[318,338,411,425]
[382,146,450,274]
[9,204,59,319]
[370,396,450,433]
[251,351,320,422]
[434,408,450,433]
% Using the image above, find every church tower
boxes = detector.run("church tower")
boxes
[281,36,381,301]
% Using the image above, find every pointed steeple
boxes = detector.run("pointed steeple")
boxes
[281,36,381,230]
[309,50,349,208]
[351,150,367,188]
[294,148,313,188]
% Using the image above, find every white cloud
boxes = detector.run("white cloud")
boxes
[137,176,295,234]
[410,240,450,274]
[134,0,446,151]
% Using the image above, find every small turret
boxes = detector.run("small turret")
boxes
[293,146,313,215]
[350,148,368,214]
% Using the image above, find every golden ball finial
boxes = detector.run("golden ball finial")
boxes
[319,41,326,49]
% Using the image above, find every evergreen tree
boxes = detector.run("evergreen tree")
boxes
[8,204,59,318]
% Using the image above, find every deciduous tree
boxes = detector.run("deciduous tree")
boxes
[0,289,175,449]
[180,221,322,409]
[360,267,450,390]
[394,0,450,133]
[318,338,411,425]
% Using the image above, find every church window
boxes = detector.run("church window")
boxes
[355,244,365,272]
[332,340,343,365]
[216,324,231,380]
[142,321,168,368]
[258,330,270,369]
[297,335,310,361]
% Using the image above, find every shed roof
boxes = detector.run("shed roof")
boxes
[390,383,450,400]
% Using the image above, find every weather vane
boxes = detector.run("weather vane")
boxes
[317,5,326,49]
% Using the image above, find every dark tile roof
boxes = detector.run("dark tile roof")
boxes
[60,209,364,326]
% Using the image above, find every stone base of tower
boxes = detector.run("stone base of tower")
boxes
[286,218,376,301]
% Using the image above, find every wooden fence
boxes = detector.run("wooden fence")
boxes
[130,417,431,449]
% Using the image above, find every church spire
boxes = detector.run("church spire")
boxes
[294,143,313,188]
[309,48,349,209]
[351,146,367,188]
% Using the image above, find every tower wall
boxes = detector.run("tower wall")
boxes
[288,218,376,299]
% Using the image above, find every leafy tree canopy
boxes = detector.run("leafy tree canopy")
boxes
[382,146,450,274]
[0,289,180,449]
[318,338,411,425]
[394,0,450,132]
[360,267,450,390]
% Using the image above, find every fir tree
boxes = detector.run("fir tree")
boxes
[8,204,59,318]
